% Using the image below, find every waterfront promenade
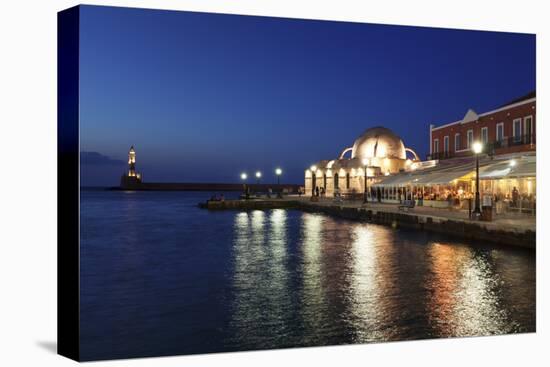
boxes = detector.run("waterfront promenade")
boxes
[298,197,536,233]
[201,196,535,249]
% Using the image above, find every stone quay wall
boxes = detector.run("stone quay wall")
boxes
[199,199,535,249]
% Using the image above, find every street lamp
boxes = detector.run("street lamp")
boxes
[275,168,282,185]
[362,158,369,203]
[241,172,248,197]
[310,165,317,196]
[472,141,483,216]
[274,168,283,198]
[255,171,262,184]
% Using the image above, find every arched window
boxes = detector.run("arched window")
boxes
[323,174,327,188]
[346,173,350,189]
[334,173,339,189]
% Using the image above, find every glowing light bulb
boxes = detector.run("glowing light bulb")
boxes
[472,141,483,154]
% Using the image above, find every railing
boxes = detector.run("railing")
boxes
[491,134,536,150]
[428,134,535,160]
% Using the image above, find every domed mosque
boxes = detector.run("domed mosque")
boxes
[305,127,420,196]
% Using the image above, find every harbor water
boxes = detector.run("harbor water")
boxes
[80,190,535,360]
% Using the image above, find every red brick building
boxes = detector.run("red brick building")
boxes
[429,91,536,160]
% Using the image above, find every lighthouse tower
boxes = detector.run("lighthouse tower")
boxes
[128,146,136,177]
[120,146,142,188]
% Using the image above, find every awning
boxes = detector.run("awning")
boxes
[418,169,472,185]
[479,166,511,179]
[508,161,536,178]
[406,167,472,186]
[479,156,536,179]
[372,155,535,187]
[373,167,472,187]
[373,173,413,187]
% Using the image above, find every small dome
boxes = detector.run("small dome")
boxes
[351,126,406,160]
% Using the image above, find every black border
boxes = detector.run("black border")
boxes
[57,5,80,361]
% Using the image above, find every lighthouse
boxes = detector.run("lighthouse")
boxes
[128,146,136,177]
[120,146,142,188]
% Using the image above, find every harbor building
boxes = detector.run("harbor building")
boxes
[372,91,536,214]
[429,91,535,160]
[304,127,421,197]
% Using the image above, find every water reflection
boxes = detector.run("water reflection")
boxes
[229,209,535,349]
[229,209,292,349]
[425,243,525,337]
[299,213,326,345]
[348,225,382,342]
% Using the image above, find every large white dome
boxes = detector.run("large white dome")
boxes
[351,126,406,160]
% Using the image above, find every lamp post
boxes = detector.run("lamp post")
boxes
[255,171,262,185]
[310,165,317,196]
[472,141,483,216]
[241,172,248,198]
[275,168,282,185]
[274,168,283,198]
[362,158,369,203]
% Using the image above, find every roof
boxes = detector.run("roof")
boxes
[431,90,536,131]
[499,90,536,108]
[351,126,406,160]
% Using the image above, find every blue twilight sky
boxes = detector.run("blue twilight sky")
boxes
[78,5,535,186]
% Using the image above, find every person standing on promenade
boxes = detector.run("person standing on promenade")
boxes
[512,186,519,207]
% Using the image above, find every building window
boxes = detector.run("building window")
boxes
[513,118,522,142]
[444,136,449,154]
[334,173,339,189]
[433,139,439,154]
[346,173,350,189]
[454,133,460,151]
[481,127,488,144]
[496,122,504,142]
[323,174,327,188]
[467,130,473,149]
[524,116,533,144]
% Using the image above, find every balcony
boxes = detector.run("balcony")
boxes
[491,134,536,150]
[428,134,535,160]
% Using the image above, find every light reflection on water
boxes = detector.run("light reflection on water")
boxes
[426,244,526,337]
[229,211,535,348]
[230,210,294,349]
[349,225,384,342]
[80,191,535,360]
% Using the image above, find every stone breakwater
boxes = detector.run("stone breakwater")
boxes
[200,199,535,250]
[116,182,302,192]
